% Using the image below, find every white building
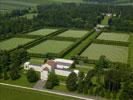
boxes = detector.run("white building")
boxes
[24,59,79,81]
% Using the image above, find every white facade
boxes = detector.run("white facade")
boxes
[54,58,74,69]
[55,69,71,76]
[24,59,78,81]
[24,62,41,72]
[41,71,48,81]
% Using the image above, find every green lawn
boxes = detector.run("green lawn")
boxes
[0,71,35,87]
[58,30,88,38]
[129,34,133,68]
[29,58,45,65]
[64,31,99,58]
[0,84,79,100]
[97,32,129,42]
[81,43,128,63]
[27,28,58,36]
[28,40,73,54]
[74,64,94,73]
[101,16,110,25]
[54,85,68,92]
[0,38,34,50]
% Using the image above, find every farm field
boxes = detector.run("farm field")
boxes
[58,30,88,38]
[97,32,129,42]
[28,40,73,54]
[27,28,58,36]
[0,84,79,100]
[129,34,133,68]
[0,38,34,50]
[81,43,128,63]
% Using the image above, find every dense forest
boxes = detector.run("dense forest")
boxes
[0,3,133,40]
[109,6,133,32]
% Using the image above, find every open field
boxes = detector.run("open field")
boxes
[0,84,79,100]
[27,28,58,36]
[129,34,133,68]
[81,43,128,63]
[101,16,110,25]
[0,38,34,50]
[97,32,129,42]
[58,30,88,38]
[28,40,73,54]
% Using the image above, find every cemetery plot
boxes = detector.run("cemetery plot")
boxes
[27,28,58,36]
[28,40,73,54]
[97,32,129,42]
[58,30,88,38]
[0,38,34,50]
[81,43,128,63]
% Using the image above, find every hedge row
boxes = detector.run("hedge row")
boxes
[9,29,68,53]
[72,55,129,66]
[50,36,79,42]
[59,30,95,57]
[77,31,102,55]
[15,34,43,39]
[93,39,129,47]
[23,28,68,49]
[29,52,60,59]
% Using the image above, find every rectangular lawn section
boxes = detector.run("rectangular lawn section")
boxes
[28,40,73,54]
[101,16,110,25]
[81,43,128,63]
[0,38,34,50]
[0,85,79,100]
[27,28,58,36]
[129,34,133,68]
[58,30,88,38]
[97,32,129,42]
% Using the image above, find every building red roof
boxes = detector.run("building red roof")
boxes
[43,67,49,71]
[46,60,57,68]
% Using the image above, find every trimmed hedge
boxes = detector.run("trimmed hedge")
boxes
[15,34,42,39]
[59,30,95,57]
[77,31,102,55]
[71,55,129,66]
[50,36,79,42]
[93,39,129,47]
[8,29,68,53]
[29,53,60,59]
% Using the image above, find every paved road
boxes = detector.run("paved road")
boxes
[0,82,95,100]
